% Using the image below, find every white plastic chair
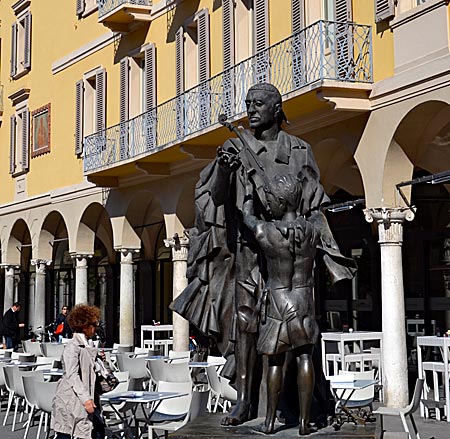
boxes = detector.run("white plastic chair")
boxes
[374,378,424,439]
[40,343,64,359]
[34,380,58,439]
[22,341,43,357]
[164,362,191,383]
[22,373,45,439]
[205,365,236,413]
[113,343,134,353]
[168,350,190,363]
[147,358,165,389]
[118,355,151,390]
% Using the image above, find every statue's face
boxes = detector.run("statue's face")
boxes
[245,90,279,131]
[266,191,285,219]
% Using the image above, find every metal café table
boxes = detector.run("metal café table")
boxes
[417,335,450,421]
[101,390,187,438]
[321,331,383,377]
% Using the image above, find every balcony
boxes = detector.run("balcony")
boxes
[97,0,152,32]
[84,20,372,176]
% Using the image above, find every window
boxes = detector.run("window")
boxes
[375,0,395,23]
[11,11,31,78]
[75,68,106,155]
[10,106,30,175]
[76,0,98,17]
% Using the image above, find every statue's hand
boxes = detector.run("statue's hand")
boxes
[217,146,241,172]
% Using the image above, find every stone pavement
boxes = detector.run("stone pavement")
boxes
[0,409,448,439]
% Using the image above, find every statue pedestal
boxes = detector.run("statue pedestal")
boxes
[168,413,378,439]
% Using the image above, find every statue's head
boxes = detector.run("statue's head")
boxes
[245,83,286,131]
[264,174,302,219]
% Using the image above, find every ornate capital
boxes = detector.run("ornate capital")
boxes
[31,259,52,274]
[364,207,415,245]
[164,232,189,262]
[0,264,20,274]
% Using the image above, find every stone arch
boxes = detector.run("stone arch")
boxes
[76,203,114,262]
[7,219,32,268]
[125,190,164,260]
[314,138,364,197]
[38,211,69,262]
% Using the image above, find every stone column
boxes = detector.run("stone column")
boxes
[59,274,67,310]
[29,273,36,331]
[73,254,91,305]
[99,271,107,322]
[365,207,414,407]
[119,250,137,345]
[2,265,19,313]
[31,259,52,333]
[165,234,189,352]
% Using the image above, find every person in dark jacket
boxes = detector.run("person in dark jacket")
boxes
[3,302,25,351]
[54,305,72,341]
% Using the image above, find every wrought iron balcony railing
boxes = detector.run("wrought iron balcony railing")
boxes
[84,20,372,173]
[98,0,152,18]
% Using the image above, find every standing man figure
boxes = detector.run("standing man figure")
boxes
[171,83,355,427]
[3,302,25,351]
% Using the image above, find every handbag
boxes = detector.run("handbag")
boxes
[54,322,64,336]
[95,356,119,394]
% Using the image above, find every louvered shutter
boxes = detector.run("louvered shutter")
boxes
[144,45,156,112]
[222,0,234,70]
[197,9,210,83]
[95,69,106,132]
[175,27,184,139]
[75,80,84,155]
[254,0,268,53]
[254,0,269,83]
[76,0,85,15]
[375,0,394,23]
[23,12,32,70]
[120,58,129,122]
[292,0,305,34]
[21,109,30,171]
[335,0,352,79]
[175,27,184,96]
[9,115,16,174]
[11,23,17,77]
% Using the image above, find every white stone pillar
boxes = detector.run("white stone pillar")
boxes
[99,271,107,322]
[73,255,91,305]
[29,273,36,331]
[119,250,136,345]
[365,207,414,408]
[2,265,19,313]
[165,234,189,352]
[31,259,51,333]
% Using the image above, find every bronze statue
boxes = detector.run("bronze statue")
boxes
[171,83,355,430]
[243,174,319,435]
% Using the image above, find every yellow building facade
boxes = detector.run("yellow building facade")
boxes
[0,0,449,406]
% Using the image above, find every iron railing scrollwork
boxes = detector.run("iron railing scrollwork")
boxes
[84,20,372,173]
[97,0,152,18]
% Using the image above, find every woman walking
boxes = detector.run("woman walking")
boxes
[51,304,105,439]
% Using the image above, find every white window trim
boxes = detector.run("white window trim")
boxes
[10,101,30,177]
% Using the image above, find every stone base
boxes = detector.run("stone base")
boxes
[169,413,378,439]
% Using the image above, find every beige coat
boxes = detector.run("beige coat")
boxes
[51,333,98,439]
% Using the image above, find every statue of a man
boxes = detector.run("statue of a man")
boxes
[171,83,355,426]
[243,174,319,435]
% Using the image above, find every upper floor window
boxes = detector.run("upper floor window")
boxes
[75,68,106,156]
[10,107,30,176]
[11,10,31,78]
[76,0,98,17]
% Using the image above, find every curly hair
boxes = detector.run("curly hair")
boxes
[67,304,100,333]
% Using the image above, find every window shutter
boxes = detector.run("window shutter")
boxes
[24,12,32,70]
[75,79,84,155]
[254,0,268,53]
[21,109,30,171]
[335,0,352,22]
[9,115,16,174]
[144,45,156,112]
[292,0,305,34]
[197,9,210,83]
[222,0,234,70]
[120,58,129,122]
[175,27,184,95]
[375,0,394,23]
[11,23,17,77]
[76,0,85,15]
[96,69,106,132]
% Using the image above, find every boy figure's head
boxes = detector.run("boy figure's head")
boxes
[264,174,302,219]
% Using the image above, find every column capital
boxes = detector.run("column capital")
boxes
[31,259,52,274]
[117,248,140,258]
[0,263,20,272]
[70,253,94,261]
[364,207,415,245]
[164,232,189,262]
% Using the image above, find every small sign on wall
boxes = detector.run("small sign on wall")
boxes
[31,103,51,157]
